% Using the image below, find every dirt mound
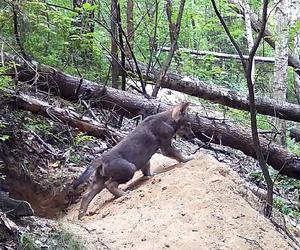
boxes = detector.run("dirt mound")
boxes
[63,154,293,249]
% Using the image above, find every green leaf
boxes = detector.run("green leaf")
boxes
[82,3,92,11]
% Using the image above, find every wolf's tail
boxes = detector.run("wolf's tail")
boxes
[73,158,103,189]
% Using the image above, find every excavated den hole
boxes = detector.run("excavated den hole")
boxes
[1,174,79,219]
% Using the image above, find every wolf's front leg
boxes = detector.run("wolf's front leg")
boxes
[161,145,193,163]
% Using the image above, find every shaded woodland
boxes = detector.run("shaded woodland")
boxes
[0,0,300,249]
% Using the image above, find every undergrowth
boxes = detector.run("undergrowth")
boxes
[18,225,85,250]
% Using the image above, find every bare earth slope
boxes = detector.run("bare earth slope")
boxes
[63,153,293,250]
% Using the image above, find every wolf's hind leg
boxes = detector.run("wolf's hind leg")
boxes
[141,161,152,177]
[78,172,105,219]
[104,179,127,197]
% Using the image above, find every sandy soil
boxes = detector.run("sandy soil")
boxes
[63,153,294,250]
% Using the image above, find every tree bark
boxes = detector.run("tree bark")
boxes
[126,61,300,122]
[72,0,95,61]
[4,89,113,140]
[125,0,134,58]
[5,55,300,180]
[151,0,186,97]
[111,0,119,89]
[238,0,255,83]
[0,191,34,218]
[273,0,289,145]
[290,0,300,102]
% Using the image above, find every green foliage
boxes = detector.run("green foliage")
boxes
[286,137,300,156]
[19,233,38,250]
[23,118,51,133]
[19,226,84,250]
[274,198,300,218]
[249,170,263,181]
[0,65,12,90]
[48,226,85,250]
[70,152,81,164]
[74,132,93,146]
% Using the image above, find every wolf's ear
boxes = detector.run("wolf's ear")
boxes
[172,101,190,121]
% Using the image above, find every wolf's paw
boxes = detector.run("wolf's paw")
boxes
[182,155,194,163]
[78,210,86,220]
[115,192,131,203]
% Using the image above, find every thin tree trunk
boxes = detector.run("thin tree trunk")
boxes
[151,0,186,97]
[239,0,255,83]
[290,0,300,102]
[273,0,289,145]
[228,0,300,76]
[125,0,134,58]
[145,0,159,84]
[73,0,95,61]
[116,1,126,91]
[111,0,119,89]
[12,2,27,59]
[212,0,273,217]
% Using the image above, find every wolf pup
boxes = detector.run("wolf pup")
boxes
[74,102,195,219]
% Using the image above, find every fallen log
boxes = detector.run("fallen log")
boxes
[2,89,113,140]
[161,47,275,63]
[5,53,300,123]
[126,61,300,122]
[0,191,34,218]
[4,56,300,180]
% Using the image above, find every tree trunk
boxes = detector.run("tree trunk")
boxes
[239,0,255,83]
[228,0,300,77]
[290,0,300,102]
[273,0,289,145]
[126,61,300,122]
[111,0,119,89]
[73,0,95,61]
[7,90,113,140]
[125,0,134,58]
[0,191,34,218]
[151,0,186,97]
[5,56,300,180]
[116,1,126,91]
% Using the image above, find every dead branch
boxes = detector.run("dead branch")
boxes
[161,47,275,63]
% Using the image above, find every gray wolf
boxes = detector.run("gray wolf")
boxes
[74,102,195,219]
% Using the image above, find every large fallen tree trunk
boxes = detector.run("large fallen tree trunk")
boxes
[2,89,113,140]
[4,56,300,180]
[126,61,300,122]
[6,53,300,123]
[161,47,275,63]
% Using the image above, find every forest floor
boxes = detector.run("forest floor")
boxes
[63,153,295,250]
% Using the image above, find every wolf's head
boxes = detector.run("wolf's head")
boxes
[172,102,195,140]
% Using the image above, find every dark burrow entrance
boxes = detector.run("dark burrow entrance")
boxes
[0,174,79,219]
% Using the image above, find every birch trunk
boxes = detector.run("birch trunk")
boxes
[273,0,289,145]
[239,0,255,83]
[290,0,300,103]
